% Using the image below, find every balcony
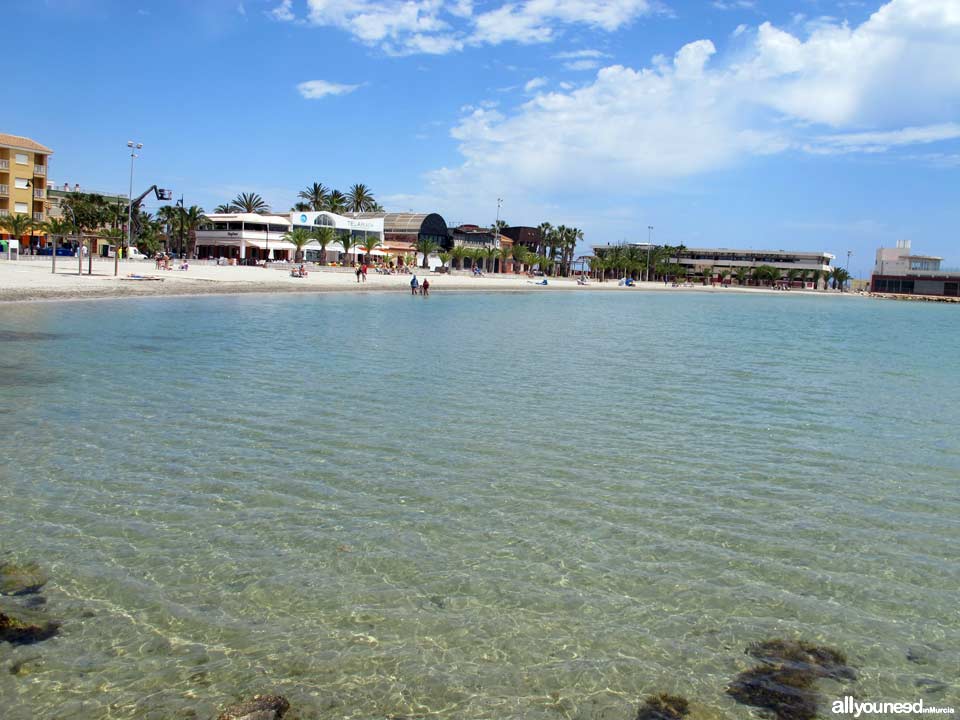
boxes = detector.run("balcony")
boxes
[33,212,44,222]
[34,165,46,175]
[0,184,7,196]
[0,159,8,170]
[0,209,9,217]
[34,188,45,199]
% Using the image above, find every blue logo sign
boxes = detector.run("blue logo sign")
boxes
[300,214,308,223]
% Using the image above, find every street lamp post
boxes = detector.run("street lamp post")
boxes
[121,140,143,277]
[494,197,502,271]
[646,225,653,282]
[176,196,185,257]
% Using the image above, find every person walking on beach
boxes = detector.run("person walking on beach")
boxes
[361,263,368,282]
[355,264,362,283]
[410,275,419,295]
[421,278,430,296]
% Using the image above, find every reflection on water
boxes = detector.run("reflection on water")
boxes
[0,292,957,719]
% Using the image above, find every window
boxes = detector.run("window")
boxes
[15,177,29,189]
[15,202,28,213]
[15,153,28,165]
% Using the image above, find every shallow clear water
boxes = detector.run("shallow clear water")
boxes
[0,291,957,719]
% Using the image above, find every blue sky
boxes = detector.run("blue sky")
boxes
[9,0,959,277]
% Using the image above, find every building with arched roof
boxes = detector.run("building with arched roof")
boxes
[348,212,449,258]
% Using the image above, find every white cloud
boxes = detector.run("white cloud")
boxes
[299,0,653,54]
[524,76,549,92]
[554,48,609,59]
[425,0,960,200]
[271,0,294,21]
[564,59,601,70]
[296,80,362,99]
[712,0,755,9]
[810,123,960,154]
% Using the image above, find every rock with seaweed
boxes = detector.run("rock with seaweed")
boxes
[0,561,49,596]
[636,693,690,720]
[0,609,60,646]
[728,639,856,720]
[747,639,855,681]
[728,666,819,720]
[216,694,290,720]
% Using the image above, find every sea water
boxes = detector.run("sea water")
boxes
[0,291,957,719]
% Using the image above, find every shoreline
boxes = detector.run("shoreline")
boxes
[0,259,864,305]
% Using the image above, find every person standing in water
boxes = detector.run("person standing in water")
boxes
[410,275,419,295]
[421,278,430,296]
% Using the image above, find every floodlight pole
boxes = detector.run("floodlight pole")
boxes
[646,225,653,282]
[121,140,143,276]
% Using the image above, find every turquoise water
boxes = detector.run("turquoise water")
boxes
[0,291,957,719]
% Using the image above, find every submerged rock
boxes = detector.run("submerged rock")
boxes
[727,666,819,720]
[747,639,855,680]
[0,610,60,645]
[636,693,690,720]
[0,561,49,596]
[216,694,290,720]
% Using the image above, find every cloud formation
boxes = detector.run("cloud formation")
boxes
[426,0,960,198]
[296,80,362,99]
[274,0,653,55]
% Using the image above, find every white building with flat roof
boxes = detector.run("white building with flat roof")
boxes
[871,240,958,296]
[195,211,384,263]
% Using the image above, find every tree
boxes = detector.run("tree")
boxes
[284,227,313,263]
[717,268,732,285]
[359,233,382,259]
[347,184,376,213]
[326,190,348,214]
[450,244,468,270]
[62,192,111,233]
[298,182,328,211]
[438,251,451,271]
[415,236,439,269]
[700,265,713,285]
[213,203,234,213]
[40,217,72,251]
[338,232,357,264]
[498,244,513,273]
[312,226,335,264]
[230,192,269,214]
[291,202,311,212]
[752,265,780,286]
[178,206,207,257]
[537,222,552,256]
[734,266,749,286]
[1,214,35,245]
[484,245,500,273]
[591,254,608,281]
[787,268,803,286]
[830,266,851,291]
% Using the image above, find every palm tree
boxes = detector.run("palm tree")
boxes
[326,190,348,214]
[231,192,269,214]
[415,236,439,269]
[338,232,357,264]
[537,222,552,256]
[512,245,534,274]
[291,202,311,212]
[483,245,499,273]
[284,227,313,263]
[700,265,713,285]
[347,184,376,213]
[178,206,207,257]
[40,217,72,253]
[450,244,468,271]
[0,214,35,246]
[734,266,750,286]
[787,268,803,287]
[498,244,513,273]
[298,182,328,211]
[717,268,732,285]
[312,226,335,264]
[213,203,234,213]
[359,233,382,260]
[438,251,451,272]
[830,266,851,291]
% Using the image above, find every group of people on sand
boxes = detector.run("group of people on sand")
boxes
[290,264,308,278]
[355,263,369,283]
[410,275,430,296]
[154,253,188,271]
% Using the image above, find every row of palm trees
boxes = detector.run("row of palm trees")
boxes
[591,243,852,289]
[212,184,383,216]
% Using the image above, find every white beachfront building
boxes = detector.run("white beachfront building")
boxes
[195,211,385,264]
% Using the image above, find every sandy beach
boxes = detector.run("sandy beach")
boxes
[0,258,850,303]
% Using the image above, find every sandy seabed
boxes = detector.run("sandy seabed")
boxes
[0,258,852,304]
